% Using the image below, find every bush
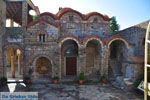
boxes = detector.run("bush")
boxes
[23,76,31,84]
[52,76,59,81]
[79,73,86,80]
[0,77,7,86]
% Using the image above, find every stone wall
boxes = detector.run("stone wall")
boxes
[0,0,6,77]
[1,2,148,84]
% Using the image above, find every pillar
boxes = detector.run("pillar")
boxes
[18,54,21,75]
[10,19,14,27]
[78,47,86,75]
[22,1,28,27]
[11,56,15,78]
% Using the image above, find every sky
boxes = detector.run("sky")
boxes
[32,0,150,30]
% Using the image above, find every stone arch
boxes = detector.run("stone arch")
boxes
[60,39,79,76]
[108,39,129,79]
[3,44,24,78]
[59,35,81,48]
[3,44,24,53]
[32,55,53,78]
[85,39,102,77]
[108,38,129,49]
[83,35,105,48]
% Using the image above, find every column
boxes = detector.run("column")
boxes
[22,1,28,27]
[18,54,21,75]
[78,47,86,75]
[11,56,15,78]
[10,19,14,27]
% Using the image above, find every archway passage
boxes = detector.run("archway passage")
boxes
[86,40,102,77]
[61,39,78,76]
[36,57,52,77]
[108,40,128,79]
[6,48,22,78]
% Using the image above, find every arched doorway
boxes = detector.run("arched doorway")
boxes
[108,40,128,79]
[61,39,78,76]
[85,40,102,77]
[35,57,52,78]
[6,48,23,78]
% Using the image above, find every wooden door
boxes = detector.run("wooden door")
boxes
[66,57,77,75]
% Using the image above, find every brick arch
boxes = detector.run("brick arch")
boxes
[56,8,84,20]
[83,35,105,47]
[40,12,57,20]
[28,19,59,28]
[59,35,81,47]
[107,35,134,48]
[85,12,112,21]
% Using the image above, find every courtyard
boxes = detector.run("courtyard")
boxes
[0,79,143,100]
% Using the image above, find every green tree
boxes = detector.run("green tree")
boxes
[110,16,120,34]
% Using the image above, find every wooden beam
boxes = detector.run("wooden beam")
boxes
[144,21,150,100]
[10,18,14,27]
[6,0,25,2]
[26,0,35,10]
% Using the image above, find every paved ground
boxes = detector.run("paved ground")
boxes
[0,81,143,100]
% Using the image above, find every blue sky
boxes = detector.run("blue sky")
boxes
[32,0,150,30]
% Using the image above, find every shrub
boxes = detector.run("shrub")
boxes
[0,77,7,86]
[79,73,86,80]
[52,76,59,81]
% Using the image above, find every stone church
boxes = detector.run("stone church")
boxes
[0,0,149,84]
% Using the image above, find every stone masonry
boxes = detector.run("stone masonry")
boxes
[0,0,149,88]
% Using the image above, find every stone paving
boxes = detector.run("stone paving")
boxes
[0,81,143,100]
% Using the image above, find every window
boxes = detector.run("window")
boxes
[93,17,98,23]
[39,34,45,42]
[69,16,73,22]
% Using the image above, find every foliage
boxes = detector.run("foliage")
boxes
[110,16,120,34]
[23,76,31,84]
[52,76,59,81]
[101,75,106,79]
[28,68,33,75]
[0,77,7,83]
[23,76,31,80]
[79,73,86,80]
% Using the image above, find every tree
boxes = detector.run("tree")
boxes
[110,16,120,34]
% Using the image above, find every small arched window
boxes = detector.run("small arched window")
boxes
[38,34,46,42]
[93,17,98,23]
[69,16,73,22]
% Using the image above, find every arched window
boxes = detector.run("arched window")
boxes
[38,34,46,42]
[69,16,73,22]
[93,17,98,23]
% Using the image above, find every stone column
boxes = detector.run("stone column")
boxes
[11,56,15,78]
[78,46,86,76]
[18,54,21,75]
[0,0,6,77]
[22,1,28,27]
[101,46,109,77]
